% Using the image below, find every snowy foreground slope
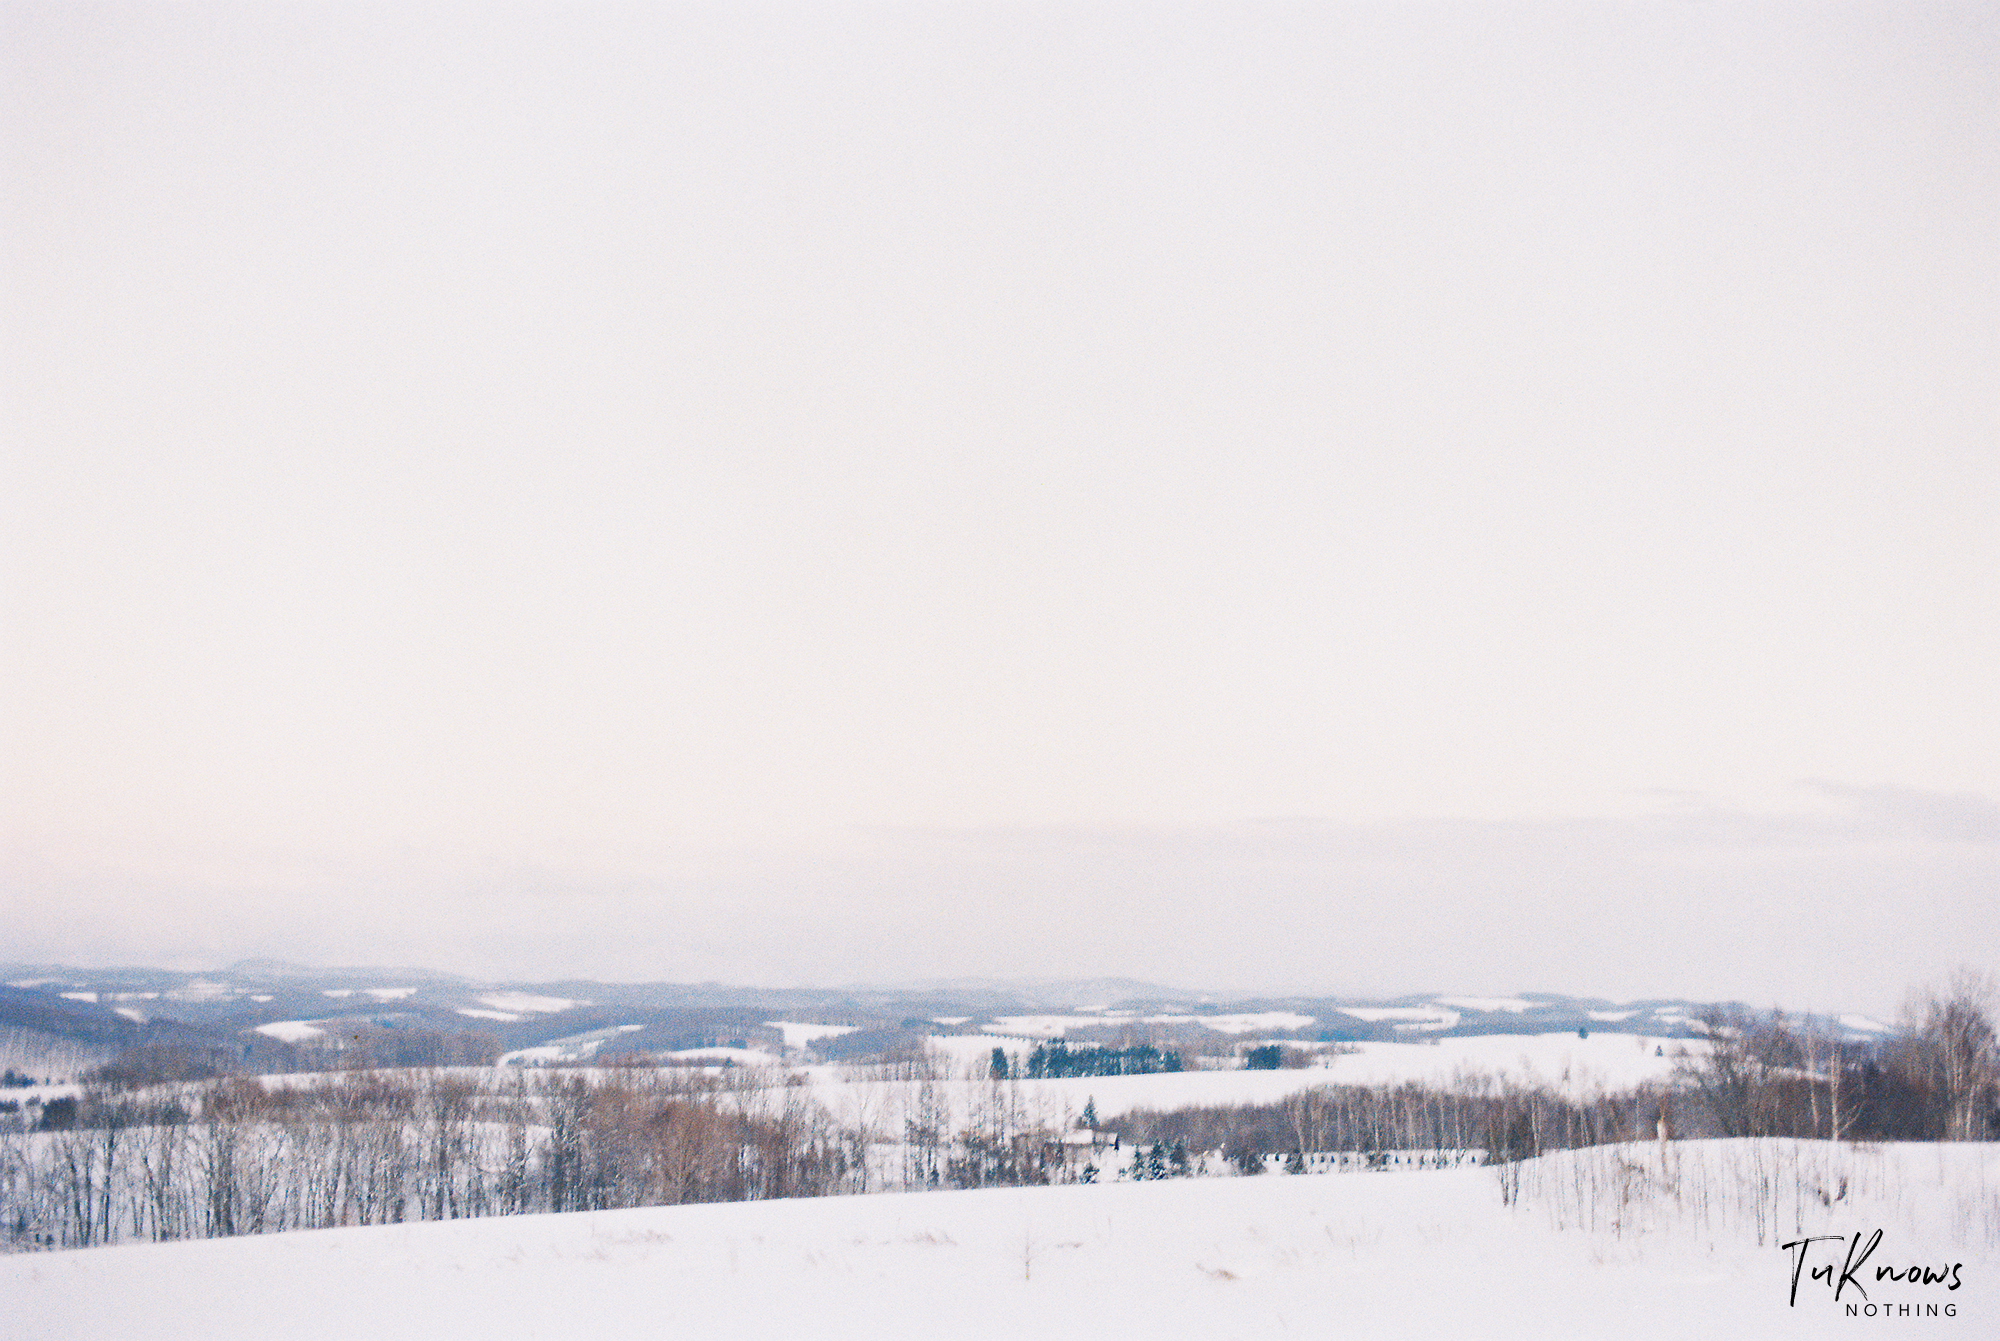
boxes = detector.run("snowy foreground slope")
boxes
[7,1141,1993,1341]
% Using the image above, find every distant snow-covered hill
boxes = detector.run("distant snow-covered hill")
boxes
[0,960,1891,1080]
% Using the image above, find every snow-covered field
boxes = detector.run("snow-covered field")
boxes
[769,1020,861,1049]
[812,1030,1702,1136]
[988,1011,1319,1037]
[7,1140,1991,1340]
[253,1020,326,1043]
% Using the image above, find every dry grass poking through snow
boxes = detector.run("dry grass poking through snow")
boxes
[1510,1137,2000,1252]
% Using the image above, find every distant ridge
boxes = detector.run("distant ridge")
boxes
[225,959,471,985]
[843,976,1203,1007]
[1,959,1893,1077]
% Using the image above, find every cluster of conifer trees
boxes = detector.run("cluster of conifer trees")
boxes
[1019,1039,1183,1079]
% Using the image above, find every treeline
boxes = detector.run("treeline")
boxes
[1673,975,1999,1143]
[2,1069,861,1250]
[1105,1078,1668,1175]
[1101,975,2000,1170]
[890,1077,1075,1190]
[1244,1045,1313,1070]
[6,974,1989,1253]
[83,1027,504,1087]
[1020,1040,1183,1079]
[0,1024,123,1086]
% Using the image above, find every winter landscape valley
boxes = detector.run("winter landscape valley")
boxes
[7,0,1994,1335]
[2,965,1994,1337]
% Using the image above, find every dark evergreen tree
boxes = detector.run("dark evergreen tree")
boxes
[1027,1040,1182,1079]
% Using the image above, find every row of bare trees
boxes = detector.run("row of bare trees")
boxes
[3,1068,864,1250]
[1105,1077,1671,1178]
[5,1062,1109,1250]
[1100,971,1999,1194]
[1676,971,1999,1143]
[84,1028,504,1088]
[9,974,1989,1250]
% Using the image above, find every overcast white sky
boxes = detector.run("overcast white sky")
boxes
[3,1,1994,1014]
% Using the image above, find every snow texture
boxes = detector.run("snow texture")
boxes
[1435,996,1536,1013]
[768,1021,862,1048]
[477,992,581,1014]
[1332,1006,1461,1031]
[7,1140,1991,1340]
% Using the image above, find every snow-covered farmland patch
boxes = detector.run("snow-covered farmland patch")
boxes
[1,1081,81,1105]
[479,992,581,1014]
[255,1021,326,1044]
[166,980,236,1001]
[815,1031,1702,1127]
[989,1015,1119,1038]
[498,1024,644,1066]
[1323,1033,1698,1093]
[983,1012,1317,1038]
[1336,1006,1460,1031]
[361,987,417,1001]
[0,1029,120,1081]
[456,1008,525,1022]
[926,1033,1043,1067]
[1588,1010,1638,1022]
[768,1021,861,1049]
[664,1046,785,1067]
[1840,1013,1895,1035]
[1435,996,1535,1013]
[60,992,97,1003]
[812,1067,1325,1132]
[113,1007,148,1023]
[1154,1012,1315,1034]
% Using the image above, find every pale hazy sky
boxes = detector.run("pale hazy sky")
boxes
[3,1,1994,1014]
